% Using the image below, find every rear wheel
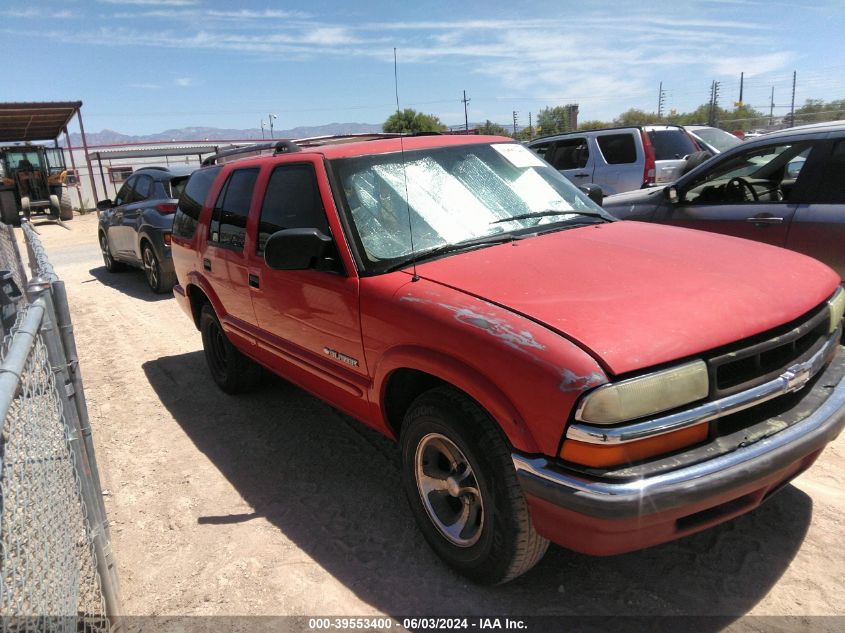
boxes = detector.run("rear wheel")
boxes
[59,189,73,220]
[49,194,61,217]
[142,243,176,293]
[401,387,549,584]
[200,303,262,394]
[99,231,126,272]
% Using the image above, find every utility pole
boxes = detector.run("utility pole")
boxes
[769,87,775,126]
[738,71,744,106]
[269,113,277,139]
[789,71,797,128]
[260,120,266,139]
[461,90,471,132]
[528,112,533,139]
[512,111,518,137]
[657,82,666,118]
[708,81,721,126]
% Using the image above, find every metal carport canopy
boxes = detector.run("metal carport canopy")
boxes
[0,101,83,143]
[86,144,224,160]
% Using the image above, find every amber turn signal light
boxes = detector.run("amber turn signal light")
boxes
[560,423,708,468]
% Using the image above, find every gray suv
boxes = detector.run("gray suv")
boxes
[528,125,701,195]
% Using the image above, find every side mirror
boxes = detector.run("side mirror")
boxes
[96,199,113,211]
[264,228,333,271]
[665,186,679,204]
[578,183,603,206]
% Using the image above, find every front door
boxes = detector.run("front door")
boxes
[246,160,368,419]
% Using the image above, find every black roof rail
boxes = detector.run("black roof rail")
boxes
[201,140,301,166]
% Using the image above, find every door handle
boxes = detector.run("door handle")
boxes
[248,274,260,288]
[745,216,784,225]
[573,173,590,178]
[203,258,211,271]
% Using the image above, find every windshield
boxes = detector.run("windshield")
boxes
[691,127,743,153]
[331,142,607,273]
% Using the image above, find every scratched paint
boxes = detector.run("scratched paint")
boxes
[559,369,606,393]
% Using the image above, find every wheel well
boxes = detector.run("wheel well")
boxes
[187,285,210,330]
[383,369,448,437]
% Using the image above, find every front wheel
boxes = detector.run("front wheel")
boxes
[199,303,262,394]
[99,231,126,272]
[401,387,549,584]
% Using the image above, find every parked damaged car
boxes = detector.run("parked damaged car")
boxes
[170,134,845,584]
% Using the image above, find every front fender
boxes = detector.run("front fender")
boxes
[372,345,542,453]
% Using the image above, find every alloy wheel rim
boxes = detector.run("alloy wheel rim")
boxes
[415,432,484,547]
[143,248,158,289]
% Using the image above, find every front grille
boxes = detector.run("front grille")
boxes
[707,302,830,399]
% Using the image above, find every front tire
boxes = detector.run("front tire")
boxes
[401,387,548,584]
[199,303,262,394]
[99,231,126,272]
[59,188,73,220]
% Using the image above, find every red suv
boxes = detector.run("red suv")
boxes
[171,135,845,584]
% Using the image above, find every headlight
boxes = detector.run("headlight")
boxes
[576,360,709,425]
[828,287,844,334]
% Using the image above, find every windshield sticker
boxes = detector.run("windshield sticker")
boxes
[492,144,546,168]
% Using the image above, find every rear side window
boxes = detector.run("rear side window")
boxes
[809,140,845,203]
[133,175,152,201]
[546,138,589,170]
[173,166,222,240]
[257,164,329,255]
[648,129,698,160]
[209,168,259,250]
[596,134,637,164]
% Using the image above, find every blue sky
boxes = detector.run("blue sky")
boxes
[2,0,844,135]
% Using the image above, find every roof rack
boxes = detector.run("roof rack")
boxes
[201,139,300,166]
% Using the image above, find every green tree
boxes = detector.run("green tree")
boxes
[536,106,576,135]
[793,98,845,125]
[613,108,662,126]
[477,120,511,136]
[578,119,612,131]
[383,108,447,133]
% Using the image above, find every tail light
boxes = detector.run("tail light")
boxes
[640,130,656,186]
[155,203,177,214]
[163,232,172,246]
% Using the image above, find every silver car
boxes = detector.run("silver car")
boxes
[685,125,743,154]
[528,125,700,195]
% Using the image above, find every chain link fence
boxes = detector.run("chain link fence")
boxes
[0,220,121,631]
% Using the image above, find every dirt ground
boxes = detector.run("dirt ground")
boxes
[24,214,845,621]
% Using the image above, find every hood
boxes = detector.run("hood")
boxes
[602,186,665,208]
[414,221,839,376]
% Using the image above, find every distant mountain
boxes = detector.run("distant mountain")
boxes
[64,122,384,146]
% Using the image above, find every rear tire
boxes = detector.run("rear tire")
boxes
[200,303,262,394]
[20,196,31,218]
[49,194,61,217]
[142,243,175,293]
[59,189,73,220]
[99,231,126,272]
[401,387,549,585]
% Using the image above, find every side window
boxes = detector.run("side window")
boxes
[114,177,135,206]
[683,142,813,205]
[209,168,259,251]
[531,143,550,159]
[133,175,152,201]
[808,140,845,203]
[257,164,329,255]
[596,134,637,164]
[173,166,222,240]
[546,138,589,170]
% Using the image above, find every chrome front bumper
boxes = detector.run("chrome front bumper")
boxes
[513,345,845,520]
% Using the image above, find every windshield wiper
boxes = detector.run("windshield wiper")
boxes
[490,209,607,224]
[385,235,523,272]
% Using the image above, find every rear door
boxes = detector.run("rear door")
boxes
[659,139,819,247]
[245,159,369,419]
[592,131,642,195]
[786,138,845,279]
[204,167,260,347]
[543,136,594,187]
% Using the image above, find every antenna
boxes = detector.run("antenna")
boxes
[394,47,418,282]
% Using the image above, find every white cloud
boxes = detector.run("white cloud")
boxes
[99,0,199,6]
[174,77,193,87]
